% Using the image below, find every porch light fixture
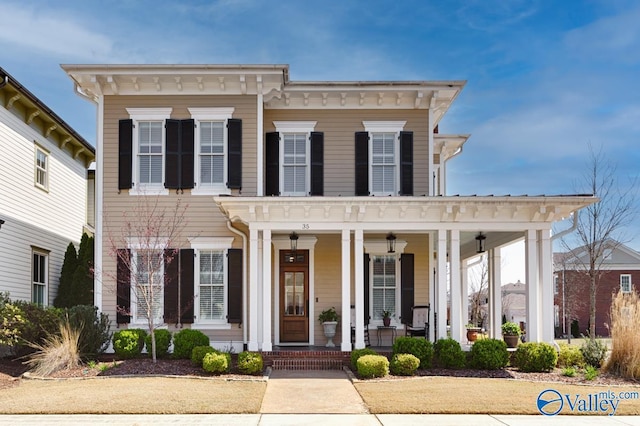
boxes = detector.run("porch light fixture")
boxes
[475,232,486,253]
[386,233,397,253]
[289,232,299,253]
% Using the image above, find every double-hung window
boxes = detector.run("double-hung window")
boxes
[34,145,49,191]
[32,250,48,305]
[189,108,235,195]
[131,249,164,324]
[273,121,317,196]
[620,274,632,293]
[126,108,172,195]
[361,121,407,196]
[371,254,397,321]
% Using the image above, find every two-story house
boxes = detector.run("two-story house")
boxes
[63,64,596,351]
[0,67,95,305]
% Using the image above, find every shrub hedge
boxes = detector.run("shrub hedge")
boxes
[513,342,558,372]
[392,337,434,369]
[469,338,509,370]
[434,338,466,369]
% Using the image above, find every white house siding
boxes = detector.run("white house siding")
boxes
[0,106,87,304]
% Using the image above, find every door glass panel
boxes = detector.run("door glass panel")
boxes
[284,271,305,316]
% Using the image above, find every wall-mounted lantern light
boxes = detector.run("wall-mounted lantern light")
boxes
[386,232,397,254]
[289,232,299,253]
[475,232,486,253]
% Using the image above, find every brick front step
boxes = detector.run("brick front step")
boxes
[262,350,352,370]
[271,358,345,370]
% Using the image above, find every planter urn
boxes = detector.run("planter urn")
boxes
[504,334,520,348]
[322,321,338,347]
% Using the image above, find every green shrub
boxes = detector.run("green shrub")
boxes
[237,351,264,375]
[392,337,434,369]
[144,329,172,358]
[513,342,558,372]
[390,353,420,376]
[65,305,111,358]
[580,339,607,368]
[0,293,25,347]
[11,301,64,355]
[434,338,466,369]
[357,354,389,379]
[172,329,210,359]
[556,343,585,368]
[112,329,144,359]
[584,365,599,380]
[469,338,509,370]
[350,348,378,370]
[202,352,231,374]
[562,366,577,377]
[191,345,217,366]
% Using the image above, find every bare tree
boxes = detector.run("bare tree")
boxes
[105,196,187,362]
[560,145,637,340]
[554,252,587,344]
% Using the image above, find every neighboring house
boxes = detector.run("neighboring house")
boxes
[502,281,526,326]
[554,241,640,337]
[0,67,95,305]
[63,64,596,351]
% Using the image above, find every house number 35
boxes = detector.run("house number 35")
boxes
[302,224,310,229]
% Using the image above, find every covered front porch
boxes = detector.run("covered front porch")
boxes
[215,196,596,352]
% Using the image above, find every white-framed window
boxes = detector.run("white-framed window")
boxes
[554,305,560,327]
[126,108,172,195]
[34,145,49,191]
[364,239,407,324]
[131,249,164,324]
[363,121,406,196]
[620,274,632,293]
[554,275,559,295]
[274,121,317,196]
[32,250,48,305]
[189,107,234,195]
[190,237,234,328]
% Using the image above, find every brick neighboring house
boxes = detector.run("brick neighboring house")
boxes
[554,241,640,337]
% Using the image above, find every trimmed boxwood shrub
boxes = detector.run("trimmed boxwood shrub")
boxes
[469,338,509,370]
[144,329,172,358]
[202,352,231,374]
[580,339,607,368]
[191,345,217,366]
[113,329,146,359]
[357,354,389,378]
[390,353,420,376]
[513,342,558,372]
[237,351,264,375]
[557,343,585,368]
[172,329,210,359]
[392,337,434,369]
[350,348,378,370]
[434,338,466,369]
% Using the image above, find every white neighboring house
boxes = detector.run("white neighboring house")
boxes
[0,67,95,305]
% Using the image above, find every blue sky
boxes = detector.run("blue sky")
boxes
[2,0,639,270]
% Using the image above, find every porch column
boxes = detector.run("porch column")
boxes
[341,229,352,351]
[248,228,259,351]
[256,89,264,196]
[525,229,539,342]
[261,229,272,351]
[461,259,469,328]
[539,229,554,342]
[428,234,436,341]
[436,229,448,340]
[489,248,503,339]
[449,230,463,342]
[354,229,365,349]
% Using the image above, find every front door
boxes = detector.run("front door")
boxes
[280,250,309,343]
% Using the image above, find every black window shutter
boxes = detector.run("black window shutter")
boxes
[400,253,415,325]
[400,131,413,196]
[227,119,242,189]
[364,253,370,325]
[227,248,243,323]
[265,132,280,196]
[118,120,133,190]
[163,249,178,323]
[181,119,195,189]
[116,249,131,324]
[310,132,324,196]
[355,132,369,196]
[180,249,194,324]
[165,119,180,189]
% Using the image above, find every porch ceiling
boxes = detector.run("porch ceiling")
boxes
[213,195,598,231]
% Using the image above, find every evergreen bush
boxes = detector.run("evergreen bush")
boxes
[113,329,144,359]
[513,342,558,372]
[469,338,509,370]
[350,348,378,370]
[392,336,434,369]
[172,329,210,359]
[356,354,389,378]
[390,353,420,376]
[202,352,231,374]
[54,243,78,308]
[191,345,217,366]
[65,305,111,358]
[237,351,264,375]
[434,338,466,369]
[144,329,172,358]
[556,343,585,368]
[580,339,607,368]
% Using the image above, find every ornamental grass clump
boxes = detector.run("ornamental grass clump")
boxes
[24,320,81,377]
[606,290,640,378]
[357,354,389,378]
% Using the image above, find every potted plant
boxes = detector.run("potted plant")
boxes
[318,307,340,347]
[502,321,521,348]
[381,310,393,327]
[466,323,481,343]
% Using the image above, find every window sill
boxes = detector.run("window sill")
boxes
[129,323,169,330]
[193,323,232,330]
[191,187,232,196]
[128,187,169,196]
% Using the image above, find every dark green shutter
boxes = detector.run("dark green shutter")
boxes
[265,132,280,196]
[227,249,243,323]
[164,119,180,189]
[355,132,369,196]
[180,249,194,324]
[163,249,178,323]
[227,119,242,189]
[116,249,131,324]
[181,119,195,189]
[400,253,415,324]
[118,120,133,190]
[364,253,370,325]
[399,131,413,196]
[310,132,324,195]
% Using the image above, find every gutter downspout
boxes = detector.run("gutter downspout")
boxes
[226,220,248,350]
[551,210,579,342]
[441,146,463,195]
[0,74,8,89]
